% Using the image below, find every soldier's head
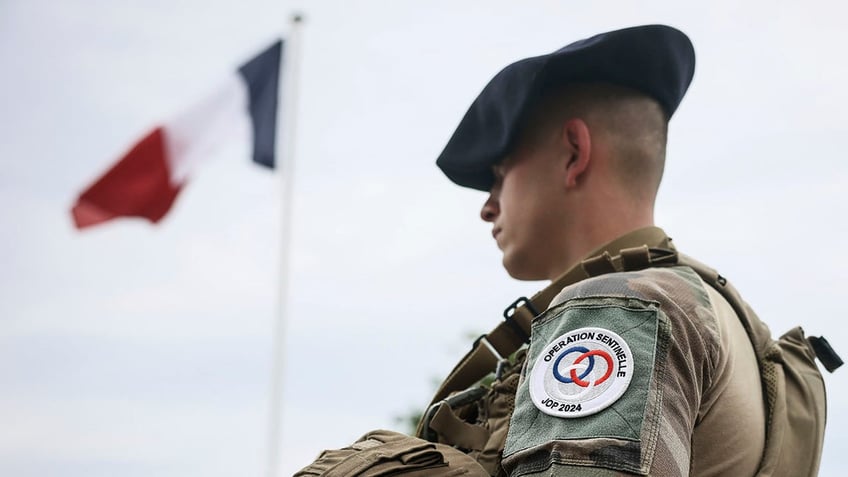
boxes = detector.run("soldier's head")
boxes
[436,25,694,281]
[478,83,669,280]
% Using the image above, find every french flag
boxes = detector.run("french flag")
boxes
[71,39,283,229]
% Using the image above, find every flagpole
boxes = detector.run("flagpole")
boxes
[267,13,304,477]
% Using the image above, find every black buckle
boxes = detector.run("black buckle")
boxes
[809,336,843,373]
[503,296,536,344]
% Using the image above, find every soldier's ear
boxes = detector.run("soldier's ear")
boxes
[561,118,591,189]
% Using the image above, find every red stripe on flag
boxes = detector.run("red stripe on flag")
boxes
[71,127,183,229]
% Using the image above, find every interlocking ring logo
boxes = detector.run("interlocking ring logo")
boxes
[530,326,634,418]
[552,346,614,387]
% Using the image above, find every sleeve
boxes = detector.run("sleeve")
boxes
[501,268,720,476]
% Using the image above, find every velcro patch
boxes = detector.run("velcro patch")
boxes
[503,295,670,475]
[529,327,634,418]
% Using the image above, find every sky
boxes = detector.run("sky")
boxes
[1,1,847,476]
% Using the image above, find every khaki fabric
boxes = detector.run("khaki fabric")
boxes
[293,429,488,476]
[690,286,764,476]
[680,254,828,477]
[502,266,766,476]
[436,352,526,476]
[772,327,827,475]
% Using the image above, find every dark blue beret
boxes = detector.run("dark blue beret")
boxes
[436,24,696,191]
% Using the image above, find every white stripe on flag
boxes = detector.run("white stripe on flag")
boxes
[164,74,250,185]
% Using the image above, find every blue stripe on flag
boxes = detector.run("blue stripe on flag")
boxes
[238,39,283,169]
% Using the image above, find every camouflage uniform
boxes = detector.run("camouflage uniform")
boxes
[299,23,831,476]
[504,265,765,475]
[436,229,767,476]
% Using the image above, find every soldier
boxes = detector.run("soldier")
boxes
[297,24,831,477]
[426,24,766,476]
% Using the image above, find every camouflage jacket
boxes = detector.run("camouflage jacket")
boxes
[430,228,766,476]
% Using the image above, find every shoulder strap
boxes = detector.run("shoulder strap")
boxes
[675,254,841,476]
[675,254,776,357]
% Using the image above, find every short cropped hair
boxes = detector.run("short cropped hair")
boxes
[520,83,668,200]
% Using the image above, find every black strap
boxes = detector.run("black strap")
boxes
[808,336,843,373]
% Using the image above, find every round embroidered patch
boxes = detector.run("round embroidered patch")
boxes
[529,327,634,418]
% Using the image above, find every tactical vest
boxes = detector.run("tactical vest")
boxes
[294,429,490,476]
[417,229,841,476]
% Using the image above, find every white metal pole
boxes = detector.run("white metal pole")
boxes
[266,13,304,477]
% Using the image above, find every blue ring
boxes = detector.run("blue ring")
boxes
[552,346,595,383]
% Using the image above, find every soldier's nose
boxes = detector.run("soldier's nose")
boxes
[480,195,499,222]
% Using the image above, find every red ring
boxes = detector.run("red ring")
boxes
[569,350,614,387]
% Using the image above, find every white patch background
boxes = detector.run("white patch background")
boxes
[530,327,634,418]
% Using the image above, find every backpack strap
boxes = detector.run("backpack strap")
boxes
[673,254,782,473]
[675,253,840,476]
[675,254,776,363]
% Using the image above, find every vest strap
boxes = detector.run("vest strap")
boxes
[428,402,490,451]
[581,251,617,276]
[620,245,652,271]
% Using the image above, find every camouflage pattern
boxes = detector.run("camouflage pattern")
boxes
[501,266,765,476]
[505,294,667,475]
[296,223,820,476]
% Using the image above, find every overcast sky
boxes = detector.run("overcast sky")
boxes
[2,1,847,476]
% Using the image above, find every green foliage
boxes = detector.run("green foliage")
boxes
[394,409,424,435]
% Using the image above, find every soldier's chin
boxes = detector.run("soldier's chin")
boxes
[502,254,548,281]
